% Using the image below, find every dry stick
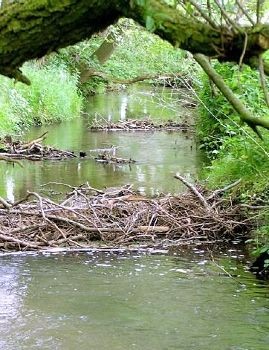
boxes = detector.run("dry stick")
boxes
[207,179,241,200]
[239,32,248,70]
[258,55,269,107]
[36,194,97,227]
[174,174,211,211]
[256,0,261,24]
[9,223,47,234]
[213,0,242,34]
[208,251,244,285]
[0,154,23,167]
[44,196,106,238]
[187,0,218,29]
[28,191,67,239]
[235,0,255,25]
[21,131,48,149]
[0,153,42,159]
[0,197,12,209]
[0,231,41,249]
[12,193,31,207]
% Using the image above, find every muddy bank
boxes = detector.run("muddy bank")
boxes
[0,177,253,252]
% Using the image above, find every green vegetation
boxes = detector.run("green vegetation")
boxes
[197,61,269,192]
[0,20,189,136]
[196,60,269,253]
[0,1,268,255]
[49,20,189,95]
[0,62,82,136]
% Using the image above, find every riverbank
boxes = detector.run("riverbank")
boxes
[0,62,82,136]
[0,178,254,252]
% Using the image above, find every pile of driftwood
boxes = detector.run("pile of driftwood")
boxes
[0,132,76,162]
[95,152,136,164]
[90,118,191,132]
[0,176,253,252]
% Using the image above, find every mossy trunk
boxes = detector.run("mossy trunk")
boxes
[0,0,268,80]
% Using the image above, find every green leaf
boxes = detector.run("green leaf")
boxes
[146,16,155,32]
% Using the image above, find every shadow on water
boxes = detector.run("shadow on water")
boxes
[0,85,202,201]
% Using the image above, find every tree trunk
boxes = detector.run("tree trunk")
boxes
[0,0,268,81]
[193,53,269,136]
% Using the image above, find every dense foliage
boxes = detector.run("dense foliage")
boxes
[196,58,269,252]
[0,63,82,136]
[49,20,188,95]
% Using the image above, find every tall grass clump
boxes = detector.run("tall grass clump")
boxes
[0,62,82,136]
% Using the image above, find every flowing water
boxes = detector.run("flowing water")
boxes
[0,248,268,350]
[1,85,266,349]
[0,85,200,200]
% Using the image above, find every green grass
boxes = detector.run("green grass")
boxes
[196,62,269,196]
[0,62,83,136]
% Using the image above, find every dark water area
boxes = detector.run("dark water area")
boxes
[0,85,201,201]
[0,248,268,350]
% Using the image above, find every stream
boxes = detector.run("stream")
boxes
[1,85,267,349]
[0,248,269,350]
[0,85,200,200]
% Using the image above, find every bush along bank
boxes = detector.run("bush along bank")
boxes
[196,61,269,265]
[0,62,83,136]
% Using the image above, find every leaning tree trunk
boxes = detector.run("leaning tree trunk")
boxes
[0,0,269,82]
[194,53,269,135]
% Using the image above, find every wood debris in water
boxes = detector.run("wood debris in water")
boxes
[0,132,76,161]
[0,177,253,252]
[90,118,192,132]
[95,152,136,164]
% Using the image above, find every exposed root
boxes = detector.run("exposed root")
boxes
[0,178,253,252]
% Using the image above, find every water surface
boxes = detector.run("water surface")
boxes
[0,85,200,200]
[0,249,268,350]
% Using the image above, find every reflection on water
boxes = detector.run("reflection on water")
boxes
[0,85,200,200]
[0,249,269,350]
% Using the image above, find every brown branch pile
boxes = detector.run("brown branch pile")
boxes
[90,118,192,132]
[0,178,253,252]
[95,152,136,164]
[0,132,76,161]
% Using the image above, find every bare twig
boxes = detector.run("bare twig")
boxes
[235,0,255,26]
[213,0,242,34]
[0,231,41,249]
[188,0,218,29]
[239,32,248,70]
[0,197,12,209]
[207,179,241,200]
[174,174,211,211]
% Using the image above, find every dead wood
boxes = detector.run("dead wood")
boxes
[0,179,254,252]
[90,118,192,132]
[0,133,76,161]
